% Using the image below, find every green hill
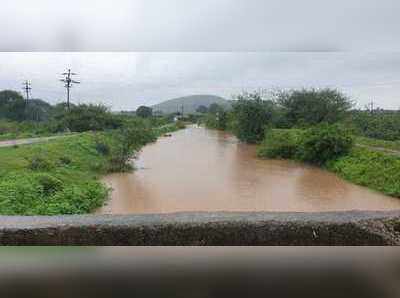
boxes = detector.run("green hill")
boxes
[152,95,230,114]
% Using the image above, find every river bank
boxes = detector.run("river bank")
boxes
[258,128,400,199]
[0,122,181,215]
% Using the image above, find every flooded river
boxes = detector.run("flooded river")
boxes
[99,126,400,214]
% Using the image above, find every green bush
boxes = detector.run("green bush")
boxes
[0,173,108,215]
[348,110,400,141]
[58,156,72,165]
[274,88,353,127]
[257,129,301,159]
[28,154,54,171]
[297,124,354,165]
[107,125,156,172]
[54,104,123,132]
[232,92,276,143]
[327,148,400,197]
[36,173,63,195]
[95,140,111,156]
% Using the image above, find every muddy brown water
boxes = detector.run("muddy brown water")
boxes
[98,126,400,214]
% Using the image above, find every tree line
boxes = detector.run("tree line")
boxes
[203,88,400,143]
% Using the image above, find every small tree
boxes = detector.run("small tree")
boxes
[196,105,208,113]
[136,106,153,118]
[297,124,354,165]
[232,91,275,143]
[55,104,122,132]
[108,124,156,172]
[0,90,26,121]
[208,103,222,114]
[275,88,353,127]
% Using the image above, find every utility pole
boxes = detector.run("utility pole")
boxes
[60,69,80,110]
[368,100,374,114]
[22,80,31,105]
[181,104,184,116]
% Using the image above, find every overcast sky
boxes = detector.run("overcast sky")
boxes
[0,1,399,110]
[1,0,400,51]
[0,52,399,110]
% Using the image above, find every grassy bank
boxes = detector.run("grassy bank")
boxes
[355,136,400,152]
[258,127,400,198]
[327,148,400,197]
[0,122,180,215]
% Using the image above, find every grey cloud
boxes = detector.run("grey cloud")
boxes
[0,52,399,110]
[1,0,400,51]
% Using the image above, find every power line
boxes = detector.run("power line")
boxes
[60,69,80,110]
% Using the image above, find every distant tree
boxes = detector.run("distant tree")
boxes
[196,105,208,113]
[274,88,353,127]
[232,91,276,143]
[216,110,228,130]
[55,104,123,132]
[0,90,26,121]
[208,103,222,114]
[136,106,153,118]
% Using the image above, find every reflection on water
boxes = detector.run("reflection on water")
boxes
[98,126,400,214]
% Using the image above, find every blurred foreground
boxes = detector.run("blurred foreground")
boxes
[0,247,399,298]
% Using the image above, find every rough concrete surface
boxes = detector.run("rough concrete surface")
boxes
[0,211,399,245]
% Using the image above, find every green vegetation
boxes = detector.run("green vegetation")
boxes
[0,134,110,215]
[0,118,181,215]
[296,124,354,165]
[274,88,353,127]
[258,126,400,198]
[347,110,400,141]
[327,148,400,197]
[0,90,53,122]
[204,88,353,143]
[258,124,353,165]
[355,136,400,152]
[136,105,153,118]
[54,104,123,132]
[231,92,275,143]
[257,129,301,159]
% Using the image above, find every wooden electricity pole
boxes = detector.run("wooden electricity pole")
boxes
[60,69,80,110]
[22,80,31,105]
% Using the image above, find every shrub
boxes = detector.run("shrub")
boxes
[36,173,63,195]
[348,110,400,141]
[274,88,353,127]
[55,104,123,132]
[257,129,301,159]
[0,174,43,215]
[95,141,110,156]
[327,148,400,197]
[47,181,108,215]
[58,156,72,165]
[0,173,108,215]
[297,124,354,165]
[107,125,156,172]
[232,91,276,143]
[136,106,153,118]
[28,154,54,171]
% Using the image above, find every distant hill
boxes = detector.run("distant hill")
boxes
[152,95,231,114]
